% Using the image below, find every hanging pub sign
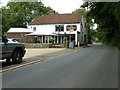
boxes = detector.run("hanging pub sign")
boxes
[66,25,77,31]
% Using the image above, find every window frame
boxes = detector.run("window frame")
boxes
[55,25,64,32]
[33,27,36,31]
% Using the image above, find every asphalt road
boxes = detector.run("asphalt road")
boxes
[2,44,119,88]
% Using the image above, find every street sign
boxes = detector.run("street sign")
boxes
[66,25,77,31]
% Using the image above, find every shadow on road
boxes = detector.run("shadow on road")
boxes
[1,61,25,67]
[1,61,14,67]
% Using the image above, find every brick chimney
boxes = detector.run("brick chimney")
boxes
[49,9,55,15]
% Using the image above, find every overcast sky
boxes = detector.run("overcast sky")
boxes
[41,0,84,14]
[0,0,84,14]
[0,0,98,29]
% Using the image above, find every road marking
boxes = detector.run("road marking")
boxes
[0,53,70,73]
[0,51,73,73]
[114,46,120,53]
[0,47,83,73]
[0,59,45,73]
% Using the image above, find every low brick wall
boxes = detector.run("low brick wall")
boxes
[24,43,65,48]
[25,43,51,48]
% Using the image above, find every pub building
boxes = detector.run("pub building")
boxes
[6,10,87,46]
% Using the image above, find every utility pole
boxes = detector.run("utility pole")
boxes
[69,31,71,43]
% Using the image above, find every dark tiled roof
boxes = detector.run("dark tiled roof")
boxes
[29,13,82,25]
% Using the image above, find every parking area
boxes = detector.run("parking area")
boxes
[24,48,65,59]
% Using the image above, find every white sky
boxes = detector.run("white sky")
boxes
[41,0,84,14]
[0,0,98,29]
[0,0,84,14]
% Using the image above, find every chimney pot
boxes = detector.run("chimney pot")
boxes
[49,9,55,15]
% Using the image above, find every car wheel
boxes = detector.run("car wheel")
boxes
[12,50,22,64]
[6,58,11,63]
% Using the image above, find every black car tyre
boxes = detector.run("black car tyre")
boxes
[12,50,22,64]
[6,58,11,63]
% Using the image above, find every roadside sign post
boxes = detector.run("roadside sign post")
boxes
[69,29,74,49]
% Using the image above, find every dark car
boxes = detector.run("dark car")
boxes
[0,35,26,64]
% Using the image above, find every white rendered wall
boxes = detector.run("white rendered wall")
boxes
[28,23,81,35]
[28,21,89,45]
[28,23,81,45]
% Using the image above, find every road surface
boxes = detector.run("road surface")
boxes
[2,44,119,88]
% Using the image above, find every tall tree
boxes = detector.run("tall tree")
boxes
[1,2,50,33]
[91,3,120,46]
[82,2,120,48]
[72,8,86,14]
[0,8,2,34]
[73,8,95,44]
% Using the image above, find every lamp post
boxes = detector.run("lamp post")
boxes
[69,29,75,48]
[69,29,74,43]
[69,31,71,43]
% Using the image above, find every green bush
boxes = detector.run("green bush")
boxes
[35,41,40,43]
[49,39,55,43]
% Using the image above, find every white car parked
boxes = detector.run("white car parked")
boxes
[8,39,19,43]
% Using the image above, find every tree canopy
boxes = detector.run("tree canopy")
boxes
[82,2,120,48]
[1,2,50,33]
[73,8,96,44]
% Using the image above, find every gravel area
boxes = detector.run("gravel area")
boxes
[24,48,66,59]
